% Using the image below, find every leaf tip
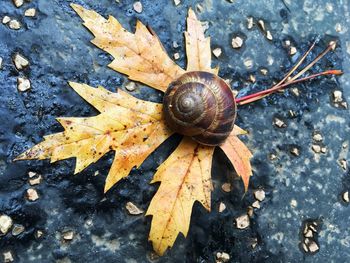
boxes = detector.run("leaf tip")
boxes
[103,182,112,193]
[232,125,248,136]
[70,3,83,14]
[68,81,84,93]
[243,182,249,193]
[187,7,196,18]
[68,81,78,87]
[148,237,167,256]
[13,155,22,162]
[13,149,32,161]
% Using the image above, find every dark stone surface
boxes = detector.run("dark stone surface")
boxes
[0,0,349,262]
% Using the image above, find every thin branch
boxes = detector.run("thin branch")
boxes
[236,41,341,106]
[236,70,342,105]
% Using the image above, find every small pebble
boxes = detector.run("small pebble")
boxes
[260,68,268,75]
[335,23,342,33]
[235,214,250,229]
[9,19,21,30]
[196,4,204,13]
[303,225,308,235]
[29,175,42,186]
[221,183,231,193]
[173,52,180,60]
[173,0,181,6]
[304,229,313,238]
[302,243,309,252]
[24,8,36,17]
[133,1,143,13]
[339,159,347,170]
[269,153,277,161]
[333,90,343,103]
[125,82,136,92]
[254,189,265,201]
[12,224,25,236]
[17,77,31,92]
[266,30,273,41]
[172,41,179,48]
[342,191,349,203]
[247,206,254,217]
[249,74,256,83]
[26,188,39,201]
[212,48,222,58]
[3,251,14,263]
[291,87,300,96]
[321,147,327,154]
[28,171,37,178]
[218,202,226,213]
[12,0,23,8]
[243,58,253,69]
[308,240,319,253]
[0,57,3,69]
[267,55,274,66]
[252,200,260,209]
[258,19,265,31]
[313,133,323,142]
[326,3,333,13]
[126,202,144,215]
[290,46,297,55]
[62,230,74,241]
[289,110,296,118]
[251,238,258,249]
[285,40,291,46]
[216,252,230,263]
[0,215,13,235]
[2,16,11,24]
[309,224,317,233]
[201,21,209,32]
[247,17,254,29]
[35,230,44,238]
[231,36,243,49]
[290,148,300,156]
[312,145,321,153]
[273,118,286,128]
[13,53,29,70]
[290,199,297,208]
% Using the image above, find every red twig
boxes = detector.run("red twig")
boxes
[236,41,342,106]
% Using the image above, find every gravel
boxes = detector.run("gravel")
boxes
[1,0,349,261]
[125,202,144,215]
[0,215,13,235]
[235,214,250,229]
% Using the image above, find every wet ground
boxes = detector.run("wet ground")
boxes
[1,0,350,262]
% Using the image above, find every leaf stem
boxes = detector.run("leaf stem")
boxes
[236,41,342,106]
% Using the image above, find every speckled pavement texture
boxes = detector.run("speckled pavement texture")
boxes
[1,0,350,262]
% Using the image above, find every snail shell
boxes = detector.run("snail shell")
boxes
[163,71,237,146]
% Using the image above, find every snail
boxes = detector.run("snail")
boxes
[163,71,236,146]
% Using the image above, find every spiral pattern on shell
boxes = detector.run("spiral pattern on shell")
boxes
[163,71,237,146]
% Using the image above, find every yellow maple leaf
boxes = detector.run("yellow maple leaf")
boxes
[146,137,214,255]
[185,9,219,74]
[71,4,185,92]
[16,5,253,255]
[220,127,253,192]
[15,83,173,192]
